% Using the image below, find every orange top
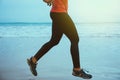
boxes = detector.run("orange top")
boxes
[51,0,68,13]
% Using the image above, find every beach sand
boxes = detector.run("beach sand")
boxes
[0,36,120,80]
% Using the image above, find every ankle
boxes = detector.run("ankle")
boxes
[31,57,37,63]
[73,68,81,71]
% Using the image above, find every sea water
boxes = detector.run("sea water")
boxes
[0,22,120,38]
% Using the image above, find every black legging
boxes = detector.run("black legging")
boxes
[34,12,80,68]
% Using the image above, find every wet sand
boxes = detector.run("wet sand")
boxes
[0,36,120,80]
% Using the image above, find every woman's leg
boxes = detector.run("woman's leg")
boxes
[65,19,80,69]
[27,13,63,76]
[34,21,63,61]
[57,13,80,69]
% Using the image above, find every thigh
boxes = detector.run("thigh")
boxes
[50,12,79,42]
[62,14,79,42]
[50,21,63,42]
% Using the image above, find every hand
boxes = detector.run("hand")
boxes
[47,3,52,6]
[43,0,53,6]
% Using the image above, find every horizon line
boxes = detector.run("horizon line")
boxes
[0,22,120,24]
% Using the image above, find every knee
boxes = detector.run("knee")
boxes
[71,37,79,44]
[75,37,79,44]
[49,39,60,46]
[76,37,80,43]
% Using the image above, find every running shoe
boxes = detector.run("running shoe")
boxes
[27,57,37,76]
[72,69,92,79]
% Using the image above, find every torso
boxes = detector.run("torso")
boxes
[51,0,68,13]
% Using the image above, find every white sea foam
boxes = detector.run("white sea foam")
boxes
[0,23,120,37]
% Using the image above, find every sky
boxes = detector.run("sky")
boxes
[0,0,120,23]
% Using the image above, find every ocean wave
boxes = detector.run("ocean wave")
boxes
[0,23,120,38]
